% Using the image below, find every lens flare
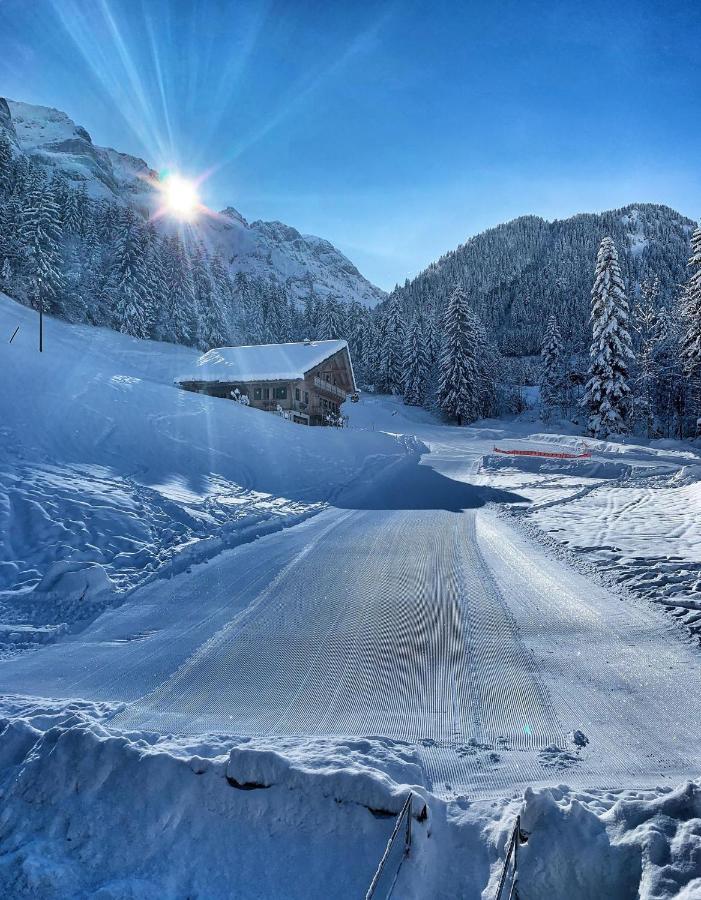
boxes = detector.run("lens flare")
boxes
[160,173,200,220]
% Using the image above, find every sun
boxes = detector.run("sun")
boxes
[161,173,200,220]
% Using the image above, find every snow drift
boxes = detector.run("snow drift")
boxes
[0,699,699,899]
[0,293,406,644]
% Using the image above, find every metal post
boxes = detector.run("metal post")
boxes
[405,794,412,855]
[37,276,43,353]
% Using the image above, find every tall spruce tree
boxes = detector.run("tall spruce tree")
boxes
[437,286,479,425]
[162,235,197,345]
[402,316,429,405]
[318,296,345,340]
[539,314,565,420]
[203,252,233,348]
[681,225,701,433]
[22,179,65,317]
[0,133,13,196]
[631,277,663,437]
[378,294,405,393]
[582,237,633,437]
[109,215,152,338]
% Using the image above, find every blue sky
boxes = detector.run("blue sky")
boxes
[0,0,699,289]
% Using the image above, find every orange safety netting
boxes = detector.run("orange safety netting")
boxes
[493,446,592,459]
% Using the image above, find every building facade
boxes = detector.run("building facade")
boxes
[177,339,356,426]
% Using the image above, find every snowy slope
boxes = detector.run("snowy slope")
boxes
[0,97,385,307]
[3,98,156,205]
[0,293,405,645]
[0,389,700,897]
[203,209,385,307]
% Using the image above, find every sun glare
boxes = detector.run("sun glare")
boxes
[162,173,200,220]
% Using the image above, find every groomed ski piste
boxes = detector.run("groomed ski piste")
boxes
[1,293,700,899]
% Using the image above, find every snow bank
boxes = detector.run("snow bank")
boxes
[0,702,453,899]
[0,295,406,644]
[0,698,699,899]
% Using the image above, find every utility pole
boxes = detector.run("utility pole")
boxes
[37,274,43,352]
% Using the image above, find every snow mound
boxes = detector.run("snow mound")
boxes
[0,706,438,899]
[226,736,424,814]
[0,699,699,899]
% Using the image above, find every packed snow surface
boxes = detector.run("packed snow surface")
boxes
[1,315,701,897]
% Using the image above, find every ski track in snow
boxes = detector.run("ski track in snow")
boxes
[1,501,699,800]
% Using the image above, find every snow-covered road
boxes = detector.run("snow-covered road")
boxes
[1,438,699,799]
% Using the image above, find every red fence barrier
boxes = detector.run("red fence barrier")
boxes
[493,446,592,460]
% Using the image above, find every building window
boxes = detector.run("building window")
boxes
[263,387,270,400]
[274,387,287,400]
[304,391,309,404]
[295,388,301,401]
[254,387,262,401]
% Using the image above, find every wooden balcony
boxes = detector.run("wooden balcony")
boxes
[313,376,348,400]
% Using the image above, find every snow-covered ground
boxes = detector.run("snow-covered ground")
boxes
[1,305,700,898]
[0,294,407,650]
[351,395,701,635]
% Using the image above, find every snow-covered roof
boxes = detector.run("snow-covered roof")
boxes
[177,339,354,386]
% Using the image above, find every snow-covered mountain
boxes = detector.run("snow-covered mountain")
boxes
[204,206,385,308]
[0,97,385,308]
[391,203,697,355]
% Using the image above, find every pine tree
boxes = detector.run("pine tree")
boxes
[0,133,13,196]
[205,252,233,347]
[263,281,292,343]
[437,286,479,425]
[402,316,429,405]
[378,294,404,393]
[582,237,633,437]
[22,179,65,316]
[162,235,197,345]
[539,314,565,420]
[109,215,152,339]
[424,308,441,368]
[318,296,345,340]
[631,277,663,437]
[681,225,701,433]
[474,313,501,418]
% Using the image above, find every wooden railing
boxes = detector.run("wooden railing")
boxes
[313,376,347,400]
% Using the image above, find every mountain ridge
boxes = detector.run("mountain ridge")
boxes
[0,97,385,309]
[391,202,697,356]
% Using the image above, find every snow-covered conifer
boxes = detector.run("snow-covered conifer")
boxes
[0,134,13,196]
[681,226,701,430]
[161,235,197,345]
[403,316,429,405]
[631,277,663,437]
[109,216,152,339]
[22,181,65,316]
[318,296,345,340]
[539,314,565,420]
[378,294,404,393]
[582,237,633,436]
[437,286,479,424]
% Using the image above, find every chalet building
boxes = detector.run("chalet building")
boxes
[176,339,357,425]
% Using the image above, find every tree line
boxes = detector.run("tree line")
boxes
[2,131,700,438]
[0,133,374,354]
